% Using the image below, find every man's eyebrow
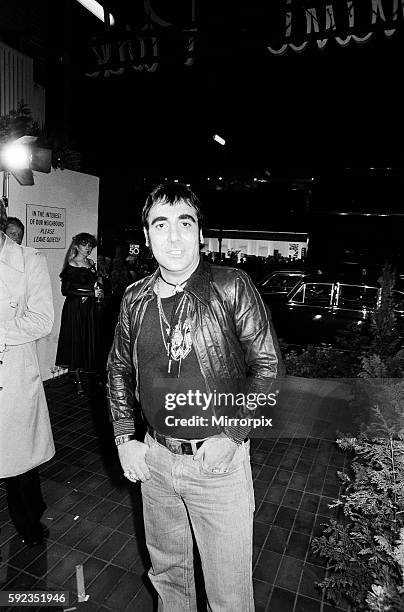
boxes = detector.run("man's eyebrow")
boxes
[150,216,168,226]
[178,214,196,223]
[150,213,196,226]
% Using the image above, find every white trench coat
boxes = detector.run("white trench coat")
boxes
[0,234,55,478]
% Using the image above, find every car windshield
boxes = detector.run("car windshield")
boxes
[261,273,304,293]
[337,284,379,309]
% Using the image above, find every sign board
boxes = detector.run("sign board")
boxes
[289,243,299,258]
[129,243,140,256]
[26,205,66,249]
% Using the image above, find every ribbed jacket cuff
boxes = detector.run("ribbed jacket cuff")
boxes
[223,424,250,444]
[113,419,135,437]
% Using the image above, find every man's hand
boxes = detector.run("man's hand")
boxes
[194,433,238,474]
[118,440,151,482]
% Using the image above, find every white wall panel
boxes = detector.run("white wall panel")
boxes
[6,168,100,380]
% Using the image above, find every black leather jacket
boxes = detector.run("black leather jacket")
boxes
[107,259,279,442]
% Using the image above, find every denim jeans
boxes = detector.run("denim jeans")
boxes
[141,433,255,612]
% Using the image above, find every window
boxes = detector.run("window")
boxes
[291,285,304,303]
[262,273,304,293]
[290,283,333,305]
[392,290,404,312]
[337,285,379,310]
[302,283,334,306]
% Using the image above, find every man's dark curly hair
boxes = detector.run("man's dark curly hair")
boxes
[142,182,203,230]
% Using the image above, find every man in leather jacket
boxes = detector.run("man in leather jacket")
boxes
[107,182,279,612]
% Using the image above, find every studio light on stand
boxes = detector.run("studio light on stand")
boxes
[0,135,52,209]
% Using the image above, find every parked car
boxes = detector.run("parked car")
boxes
[261,278,404,346]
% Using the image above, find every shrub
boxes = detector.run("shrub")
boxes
[311,421,404,610]
[310,266,404,609]
[284,344,349,377]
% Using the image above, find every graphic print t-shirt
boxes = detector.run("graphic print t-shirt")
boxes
[137,294,218,438]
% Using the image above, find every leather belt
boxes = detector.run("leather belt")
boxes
[147,425,207,455]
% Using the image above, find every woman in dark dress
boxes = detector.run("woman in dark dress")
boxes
[56,233,102,385]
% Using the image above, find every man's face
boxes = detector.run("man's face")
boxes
[5,223,23,245]
[144,199,203,277]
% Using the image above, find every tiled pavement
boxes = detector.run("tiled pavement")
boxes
[0,374,356,611]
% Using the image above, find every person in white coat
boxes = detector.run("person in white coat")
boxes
[0,199,55,547]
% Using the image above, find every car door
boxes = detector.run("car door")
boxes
[331,284,379,338]
[392,290,404,338]
[273,282,335,344]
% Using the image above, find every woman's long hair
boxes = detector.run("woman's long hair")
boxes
[61,233,97,272]
[0,197,7,232]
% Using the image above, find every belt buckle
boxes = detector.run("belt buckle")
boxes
[165,438,183,454]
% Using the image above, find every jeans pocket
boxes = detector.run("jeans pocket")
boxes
[199,443,245,477]
[144,432,157,464]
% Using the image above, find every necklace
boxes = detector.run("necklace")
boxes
[159,273,190,294]
[156,278,192,375]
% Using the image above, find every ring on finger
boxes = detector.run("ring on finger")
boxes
[124,471,138,481]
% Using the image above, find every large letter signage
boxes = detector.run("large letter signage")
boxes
[85,0,197,77]
[267,0,404,55]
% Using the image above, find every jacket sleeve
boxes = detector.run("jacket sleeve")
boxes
[224,270,280,443]
[0,252,54,346]
[106,291,136,436]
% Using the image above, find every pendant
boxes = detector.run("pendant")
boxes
[172,325,184,347]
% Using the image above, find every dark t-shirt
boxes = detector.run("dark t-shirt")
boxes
[138,294,218,439]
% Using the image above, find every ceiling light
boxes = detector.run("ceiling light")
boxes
[213,134,226,146]
[75,0,115,25]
